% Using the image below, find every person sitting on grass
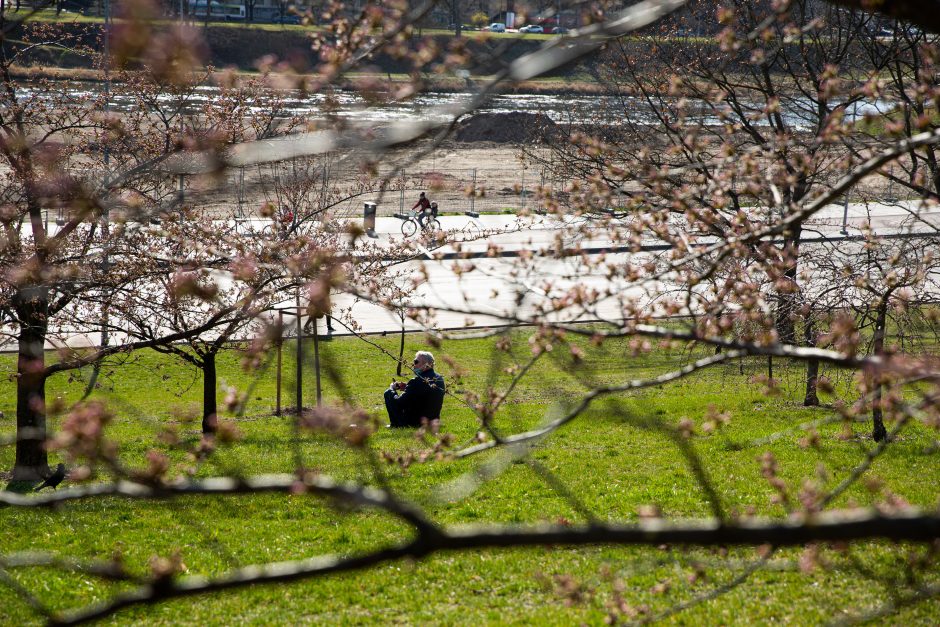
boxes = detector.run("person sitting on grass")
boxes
[384,351,445,428]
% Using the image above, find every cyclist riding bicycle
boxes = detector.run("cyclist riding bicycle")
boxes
[412,192,433,230]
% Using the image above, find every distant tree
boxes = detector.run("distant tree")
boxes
[529,0,886,343]
[243,0,258,22]
[2,1,940,624]
[854,24,940,201]
[0,23,122,482]
[801,227,940,439]
[470,10,488,28]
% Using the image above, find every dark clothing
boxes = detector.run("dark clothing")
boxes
[384,369,446,427]
[412,196,431,212]
[418,211,431,230]
[413,197,433,229]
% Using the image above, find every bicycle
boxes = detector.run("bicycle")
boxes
[400,211,441,237]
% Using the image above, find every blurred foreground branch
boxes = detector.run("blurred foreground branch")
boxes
[32,504,940,625]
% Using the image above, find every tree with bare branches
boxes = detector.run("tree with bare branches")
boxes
[1,0,939,623]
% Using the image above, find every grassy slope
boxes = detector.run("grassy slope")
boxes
[0,331,938,624]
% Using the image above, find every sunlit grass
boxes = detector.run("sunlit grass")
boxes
[0,330,938,624]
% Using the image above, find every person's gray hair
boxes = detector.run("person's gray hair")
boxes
[415,351,435,366]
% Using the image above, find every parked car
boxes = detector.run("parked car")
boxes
[487,22,506,32]
[519,24,544,33]
[551,26,568,34]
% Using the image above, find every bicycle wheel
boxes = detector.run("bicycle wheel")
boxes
[425,219,441,233]
[401,219,417,237]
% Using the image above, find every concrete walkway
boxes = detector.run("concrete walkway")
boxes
[6,199,938,350]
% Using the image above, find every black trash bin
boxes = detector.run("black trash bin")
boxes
[363,202,378,238]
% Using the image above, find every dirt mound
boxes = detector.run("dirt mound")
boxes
[454,112,557,143]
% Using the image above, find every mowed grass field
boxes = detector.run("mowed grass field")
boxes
[0,330,938,625]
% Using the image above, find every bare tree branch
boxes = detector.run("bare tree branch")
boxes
[45,510,940,625]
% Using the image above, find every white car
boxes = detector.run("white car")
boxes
[518,24,544,33]
[488,23,506,32]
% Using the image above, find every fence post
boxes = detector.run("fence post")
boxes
[841,196,849,235]
[363,201,377,238]
[521,166,526,211]
[275,310,283,416]
[540,170,545,212]
[470,169,477,215]
[399,181,405,215]
[296,294,303,415]
[313,315,322,407]
[237,167,245,218]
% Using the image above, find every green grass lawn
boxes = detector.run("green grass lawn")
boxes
[0,330,938,624]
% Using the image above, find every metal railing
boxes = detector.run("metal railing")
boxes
[219,164,571,218]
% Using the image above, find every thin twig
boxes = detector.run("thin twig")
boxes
[454,350,745,458]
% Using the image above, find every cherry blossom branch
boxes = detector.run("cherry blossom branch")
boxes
[819,413,915,509]
[635,548,776,625]
[42,304,243,376]
[454,350,745,458]
[172,1,689,175]
[631,127,940,289]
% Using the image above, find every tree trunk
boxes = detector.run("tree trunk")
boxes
[774,228,801,345]
[803,318,819,407]
[396,319,405,377]
[12,287,50,482]
[871,303,888,442]
[202,352,218,435]
[395,320,405,377]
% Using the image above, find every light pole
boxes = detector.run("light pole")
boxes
[85,0,111,397]
[841,196,849,235]
[101,0,111,352]
[295,290,303,414]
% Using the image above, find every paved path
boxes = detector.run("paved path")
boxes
[321,199,940,336]
[8,200,939,350]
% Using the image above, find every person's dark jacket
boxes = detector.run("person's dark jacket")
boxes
[393,369,445,426]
